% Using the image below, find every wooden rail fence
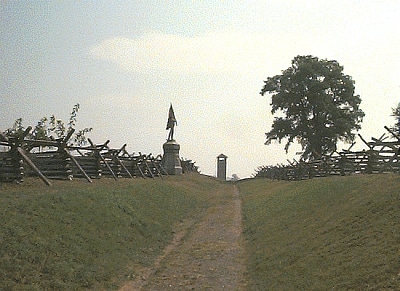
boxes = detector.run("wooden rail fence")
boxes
[254,127,400,180]
[0,129,198,185]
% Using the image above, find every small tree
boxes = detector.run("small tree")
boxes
[67,104,93,146]
[3,104,92,147]
[260,55,365,160]
[31,117,49,141]
[4,118,26,140]
[391,102,400,135]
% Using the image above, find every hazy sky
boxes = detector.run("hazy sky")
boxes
[1,1,399,178]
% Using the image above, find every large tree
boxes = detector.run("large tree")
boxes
[260,55,365,160]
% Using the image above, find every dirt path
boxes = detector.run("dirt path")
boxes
[120,184,246,290]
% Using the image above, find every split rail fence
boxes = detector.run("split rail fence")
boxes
[0,128,198,186]
[254,126,400,180]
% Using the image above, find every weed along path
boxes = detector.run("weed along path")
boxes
[120,183,246,290]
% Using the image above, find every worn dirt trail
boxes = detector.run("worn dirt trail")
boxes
[120,184,246,290]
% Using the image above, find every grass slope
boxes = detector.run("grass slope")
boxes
[239,174,400,290]
[0,174,218,290]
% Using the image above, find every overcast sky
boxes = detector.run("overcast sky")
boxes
[1,1,399,178]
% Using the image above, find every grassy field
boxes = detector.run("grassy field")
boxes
[239,174,400,290]
[0,174,217,290]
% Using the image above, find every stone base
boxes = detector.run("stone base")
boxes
[162,140,182,175]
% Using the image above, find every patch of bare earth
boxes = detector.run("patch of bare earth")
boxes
[119,184,247,290]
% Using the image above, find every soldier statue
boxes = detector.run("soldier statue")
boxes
[166,104,177,141]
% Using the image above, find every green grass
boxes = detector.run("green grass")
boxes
[0,174,218,290]
[2,173,400,290]
[239,174,400,290]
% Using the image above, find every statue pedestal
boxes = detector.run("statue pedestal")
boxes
[163,140,182,175]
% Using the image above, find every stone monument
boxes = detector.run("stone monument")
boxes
[162,104,182,175]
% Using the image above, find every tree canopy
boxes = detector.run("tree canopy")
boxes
[260,55,365,160]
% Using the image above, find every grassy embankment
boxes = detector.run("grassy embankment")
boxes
[0,174,218,290]
[239,174,400,290]
[2,172,399,290]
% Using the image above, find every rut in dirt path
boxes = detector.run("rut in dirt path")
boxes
[121,184,246,290]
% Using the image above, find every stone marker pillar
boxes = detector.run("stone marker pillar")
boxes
[163,140,182,175]
[217,153,228,180]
